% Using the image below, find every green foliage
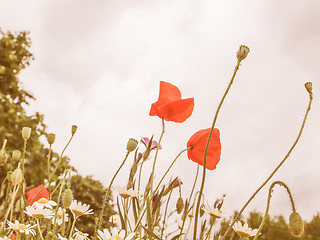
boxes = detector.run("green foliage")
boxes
[0,29,114,232]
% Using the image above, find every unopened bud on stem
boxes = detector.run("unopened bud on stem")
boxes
[22,127,31,140]
[12,150,21,162]
[127,138,138,152]
[47,133,56,145]
[0,139,8,166]
[288,212,304,237]
[236,45,250,61]
[71,125,78,135]
[304,82,312,94]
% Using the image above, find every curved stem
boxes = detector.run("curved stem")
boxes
[95,151,131,239]
[193,60,241,240]
[220,90,313,240]
[253,181,296,240]
[36,219,44,240]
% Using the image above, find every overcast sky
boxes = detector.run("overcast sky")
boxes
[1,0,320,222]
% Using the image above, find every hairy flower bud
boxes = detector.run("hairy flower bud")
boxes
[176,197,184,214]
[236,45,250,61]
[22,127,31,140]
[12,150,21,162]
[11,168,23,185]
[62,188,73,208]
[47,133,56,145]
[127,138,138,152]
[304,82,312,94]
[71,125,78,135]
[288,212,304,237]
[0,139,8,166]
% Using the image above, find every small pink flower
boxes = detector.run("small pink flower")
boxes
[141,137,162,150]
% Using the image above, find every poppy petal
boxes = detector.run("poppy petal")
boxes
[26,184,49,205]
[158,98,194,123]
[149,81,194,123]
[187,128,221,170]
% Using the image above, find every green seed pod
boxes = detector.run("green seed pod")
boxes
[12,150,21,162]
[11,168,23,185]
[288,212,304,237]
[6,171,13,181]
[176,197,184,214]
[22,127,31,140]
[305,82,312,94]
[127,138,138,152]
[62,188,73,208]
[71,125,78,135]
[47,133,56,145]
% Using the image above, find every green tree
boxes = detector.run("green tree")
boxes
[0,29,114,233]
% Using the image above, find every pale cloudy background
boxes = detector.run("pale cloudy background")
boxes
[1,0,320,221]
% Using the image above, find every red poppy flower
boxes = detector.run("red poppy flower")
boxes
[26,184,49,205]
[149,81,194,123]
[187,128,221,170]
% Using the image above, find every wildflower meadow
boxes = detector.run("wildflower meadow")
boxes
[0,30,316,240]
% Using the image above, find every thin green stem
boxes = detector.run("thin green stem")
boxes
[47,144,52,196]
[50,133,75,180]
[132,147,189,232]
[220,90,313,240]
[193,60,241,240]
[160,187,174,238]
[95,150,131,239]
[69,216,77,240]
[36,219,44,240]
[253,181,296,240]
[150,118,165,193]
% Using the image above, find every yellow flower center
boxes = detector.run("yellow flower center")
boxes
[57,212,63,218]
[120,192,131,198]
[109,236,123,240]
[32,213,45,218]
[236,230,251,238]
[72,209,84,217]
[78,231,85,236]
[209,210,222,218]
[16,223,27,231]
[38,198,48,204]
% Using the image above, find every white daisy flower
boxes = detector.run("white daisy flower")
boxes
[52,207,69,225]
[69,200,94,218]
[7,220,37,236]
[115,186,138,199]
[57,234,69,240]
[98,227,135,240]
[73,228,90,240]
[24,205,54,219]
[205,205,225,219]
[0,236,11,240]
[232,221,259,238]
[32,197,57,209]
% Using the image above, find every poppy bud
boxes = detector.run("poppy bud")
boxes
[62,188,73,208]
[127,138,138,152]
[12,150,21,162]
[236,45,250,61]
[47,133,56,145]
[22,127,31,140]
[288,212,304,237]
[304,82,312,94]
[0,139,8,166]
[11,168,23,185]
[176,197,184,214]
[71,125,78,135]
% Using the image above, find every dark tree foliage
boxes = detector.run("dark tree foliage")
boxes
[0,29,114,231]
